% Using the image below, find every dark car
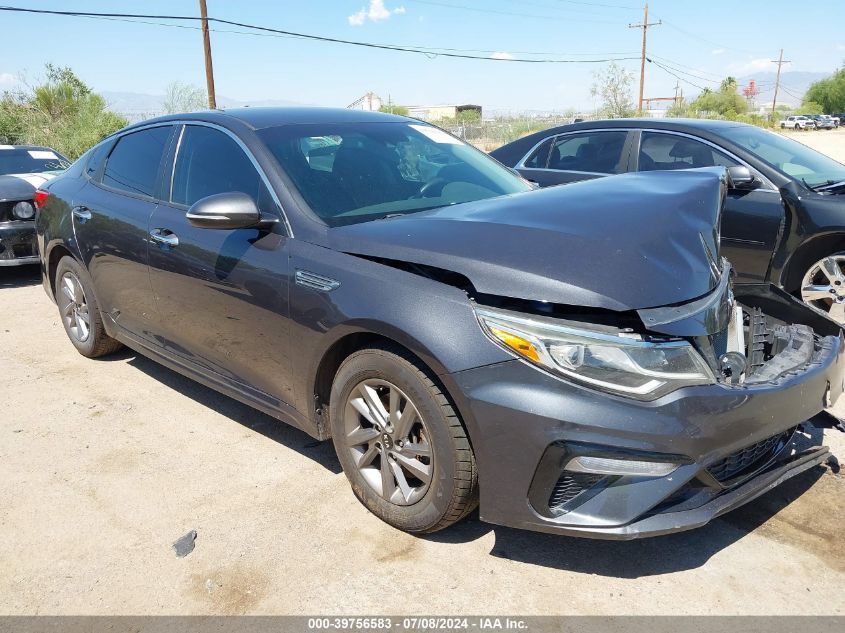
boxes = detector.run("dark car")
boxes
[0,145,70,266]
[803,114,835,130]
[492,119,845,323]
[35,108,845,539]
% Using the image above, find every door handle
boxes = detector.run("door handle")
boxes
[149,228,179,248]
[72,206,92,222]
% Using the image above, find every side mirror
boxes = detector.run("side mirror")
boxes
[186,192,262,230]
[727,165,758,190]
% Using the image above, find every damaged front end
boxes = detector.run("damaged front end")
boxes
[461,260,845,538]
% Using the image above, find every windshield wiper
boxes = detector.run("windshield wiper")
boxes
[802,178,845,192]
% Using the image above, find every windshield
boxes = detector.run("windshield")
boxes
[258,121,531,227]
[0,148,70,176]
[720,125,845,188]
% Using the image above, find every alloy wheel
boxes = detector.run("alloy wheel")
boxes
[59,271,91,342]
[343,378,434,506]
[801,255,845,323]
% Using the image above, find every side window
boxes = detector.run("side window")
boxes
[171,125,262,207]
[548,131,628,174]
[85,141,112,180]
[522,137,555,168]
[102,126,172,197]
[639,132,738,171]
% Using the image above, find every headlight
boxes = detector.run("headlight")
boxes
[476,307,715,400]
[12,201,35,220]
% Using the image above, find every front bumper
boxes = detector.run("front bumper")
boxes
[451,310,844,540]
[0,221,38,266]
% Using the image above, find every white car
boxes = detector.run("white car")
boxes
[780,115,816,130]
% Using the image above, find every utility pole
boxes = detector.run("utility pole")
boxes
[770,49,790,119]
[629,2,661,113]
[198,0,217,109]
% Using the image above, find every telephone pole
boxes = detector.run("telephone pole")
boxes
[629,2,661,113]
[198,0,217,109]
[770,49,790,119]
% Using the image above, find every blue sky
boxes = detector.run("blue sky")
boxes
[1,0,843,111]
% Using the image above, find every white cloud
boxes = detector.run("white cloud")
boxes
[0,72,18,85]
[837,44,845,51]
[348,0,406,26]
[711,48,725,55]
[728,58,774,74]
[490,52,513,60]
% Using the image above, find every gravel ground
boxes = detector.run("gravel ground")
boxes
[780,127,845,163]
[1,130,845,616]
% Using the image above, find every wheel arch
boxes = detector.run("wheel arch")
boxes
[46,243,77,300]
[780,232,845,293]
[311,328,478,448]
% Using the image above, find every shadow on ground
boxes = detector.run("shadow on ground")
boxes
[122,350,342,474]
[0,265,41,289]
[111,345,841,578]
[427,465,835,578]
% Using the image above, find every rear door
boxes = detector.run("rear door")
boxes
[147,124,293,404]
[635,130,784,283]
[514,130,632,187]
[72,124,175,337]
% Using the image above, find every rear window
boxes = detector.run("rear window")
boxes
[103,126,172,198]
[0,148,70,176]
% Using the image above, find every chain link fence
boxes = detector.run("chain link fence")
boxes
[442,113,604,151]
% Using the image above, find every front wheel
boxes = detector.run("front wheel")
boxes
[799,253,845,324]
[329,345,478,533]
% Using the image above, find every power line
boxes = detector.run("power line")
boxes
[647,58,709,91]
[0,5,639,64]
[646,57,721,85]
[67,11,636,58]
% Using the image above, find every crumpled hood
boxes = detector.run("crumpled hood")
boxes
[328,168,727,311]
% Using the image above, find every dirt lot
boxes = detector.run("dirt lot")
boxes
[2,130,845,616]
[781,127,845,162]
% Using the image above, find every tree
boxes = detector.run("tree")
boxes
[378,104,409,116]
[163,81,207,114]
[590,62,635,118]
[0,65,126,159]
[688,76,748,117]
[803,67,845,113]
[799,101,825,115]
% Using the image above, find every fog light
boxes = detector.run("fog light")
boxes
[565,455,678,477]
[12,201,35,220]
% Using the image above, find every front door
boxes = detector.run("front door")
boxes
[146,124,293,404]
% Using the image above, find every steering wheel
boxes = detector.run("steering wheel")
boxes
[411,178,448,199]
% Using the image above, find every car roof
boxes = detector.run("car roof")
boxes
[121,106,410,133]
[489,118,757,166]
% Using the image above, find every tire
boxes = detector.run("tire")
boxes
[781,123,786,129]
[54,256,123,358]
[797,252,845,324]
[329,344,478,533]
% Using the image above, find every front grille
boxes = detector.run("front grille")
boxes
[707,427,796,484]
[548,472,604,510]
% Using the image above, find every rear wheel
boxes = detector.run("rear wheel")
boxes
[800,253,845,324]
[55,257,122,358]
[329,344,478,533]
